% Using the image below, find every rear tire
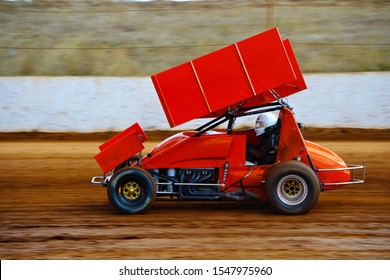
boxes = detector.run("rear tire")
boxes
[265,161,320,215]
[107,167,156,214]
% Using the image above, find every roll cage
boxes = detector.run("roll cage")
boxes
[194,96,290,137]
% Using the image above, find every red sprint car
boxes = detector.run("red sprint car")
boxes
[91,28,365,215]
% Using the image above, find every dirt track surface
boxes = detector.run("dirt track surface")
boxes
[0,139,389,260]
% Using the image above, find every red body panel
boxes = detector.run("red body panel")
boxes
[142,131,246,169]
[98,122,147,151]
[94,123,147,173]
[276,108,308,163]
[306,141,350,190]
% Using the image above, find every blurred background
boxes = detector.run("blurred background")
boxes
[1,0,389,76]
[1,0,389,132]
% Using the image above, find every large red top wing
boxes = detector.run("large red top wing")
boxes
[151,28,306,128]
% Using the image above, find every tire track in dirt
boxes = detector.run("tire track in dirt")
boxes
[0,140,389,259]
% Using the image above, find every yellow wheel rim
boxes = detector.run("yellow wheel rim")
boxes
[122,182,141,200]
[283,179,302,197]
[277,175,308,205]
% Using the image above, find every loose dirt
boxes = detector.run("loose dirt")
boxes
[0,137,389,259]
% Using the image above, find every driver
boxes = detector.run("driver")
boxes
[246,112,279,164]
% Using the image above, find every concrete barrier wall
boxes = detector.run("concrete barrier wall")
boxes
[1,72,389,132]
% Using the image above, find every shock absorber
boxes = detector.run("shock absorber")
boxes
[167,168,176,192]
[152,169,159,185]
[222,161,229,188]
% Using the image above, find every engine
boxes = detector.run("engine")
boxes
[152,168,220,200]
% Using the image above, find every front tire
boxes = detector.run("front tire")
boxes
[107,167,156,214]
[265,161,320,215]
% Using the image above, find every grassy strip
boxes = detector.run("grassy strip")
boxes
[1,0,389,76]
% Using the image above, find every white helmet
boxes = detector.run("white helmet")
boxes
[255,113,278,136]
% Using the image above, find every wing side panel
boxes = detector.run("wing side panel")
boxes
[151,28,306,127]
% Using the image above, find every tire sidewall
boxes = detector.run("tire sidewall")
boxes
[107,167,156,214]
[265,161,320,215]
